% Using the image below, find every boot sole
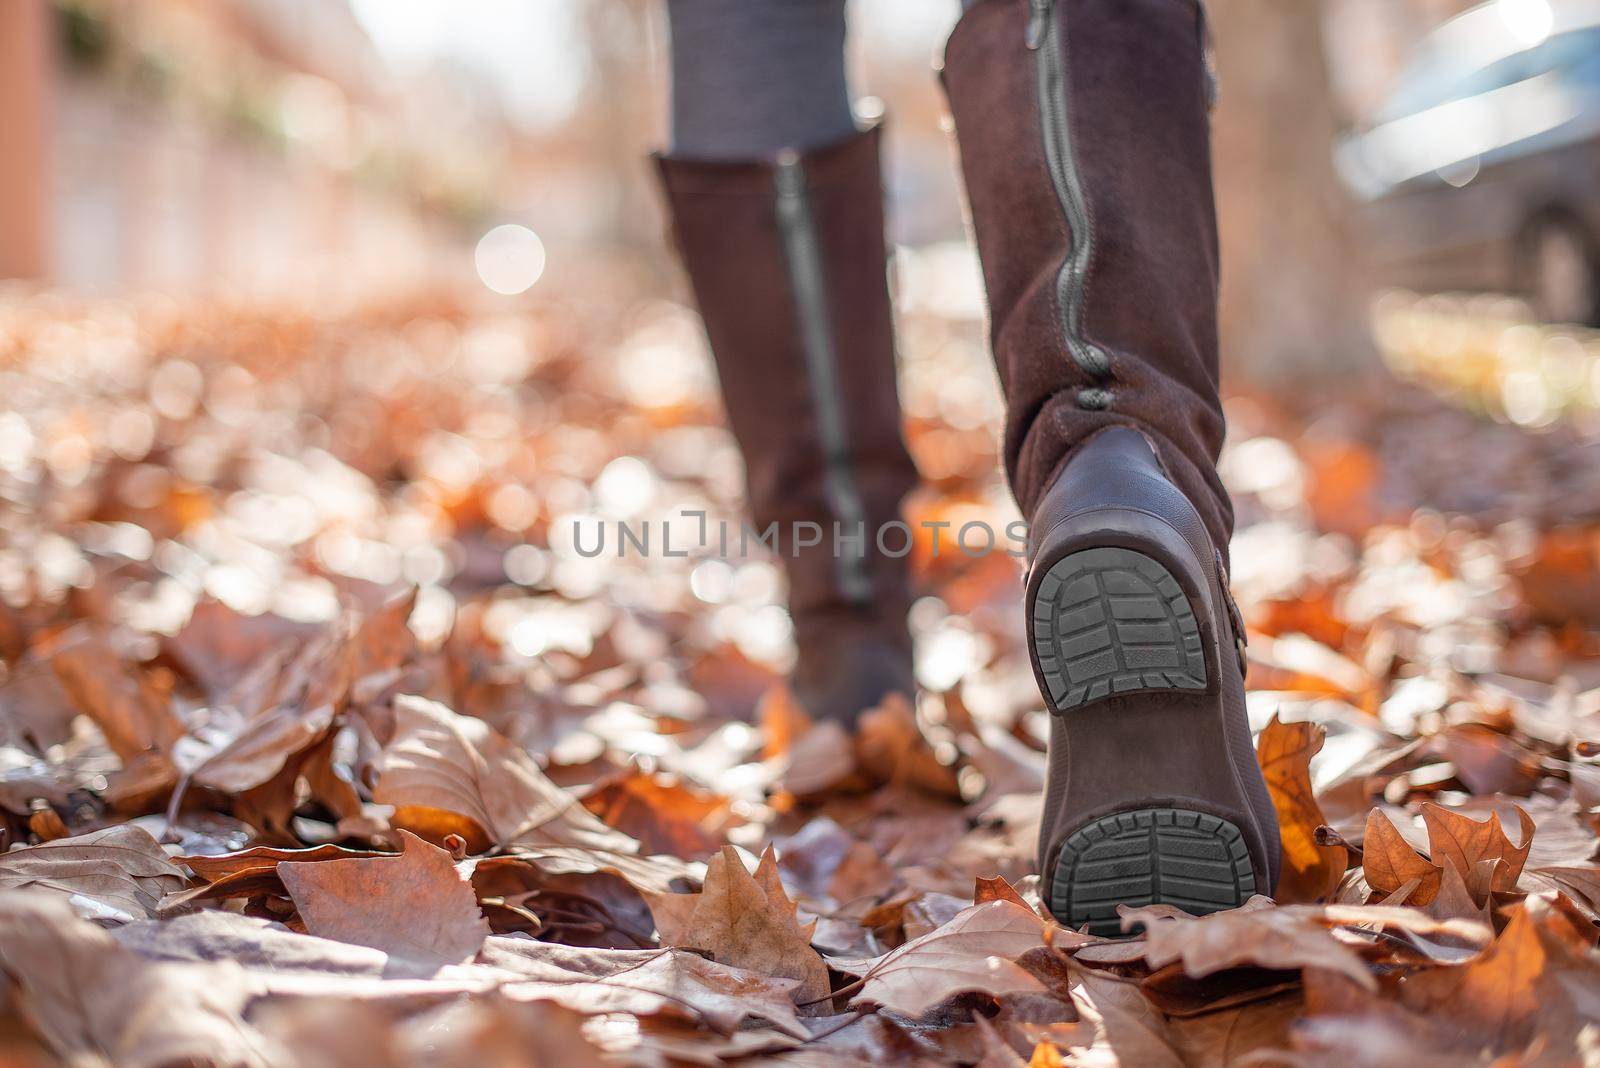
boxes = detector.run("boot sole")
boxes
[1031,546,1208,707]
[1049,807,1257,937]
[1029,545,1259,935]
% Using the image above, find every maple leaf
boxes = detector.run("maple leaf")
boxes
[643,844,831,1007]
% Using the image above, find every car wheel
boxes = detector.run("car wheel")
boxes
[1523,216,1600,327]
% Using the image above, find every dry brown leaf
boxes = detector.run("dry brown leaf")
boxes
[1257,715,1347,903]
[0,891,269,1067]
[45,627,184,765]
[161,598,324,700]
[579,767,737,860]
[467,855,656,948]
[758,683,812,762]
[1420,802,1534,898]
[373,694,635,855]
[477,937,809,1038]
[0,824,187,922]
[778,719,857,798]
[644,844,830,1007]
[1421,857,1492,924]
[186,626,350,796]
[278,829,490,976]
[844,900,1050,1017]
[1524,864,1600,919]
[1124,898,1376,990]
[1398,893,1598,1055]
[161,843,391,913]
[1069,969,1186,1068]
[854,693,964,799]
[975,874,1032,909]
[1361,808,1441,905]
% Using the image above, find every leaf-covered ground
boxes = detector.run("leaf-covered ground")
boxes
[1,284,1599,1067]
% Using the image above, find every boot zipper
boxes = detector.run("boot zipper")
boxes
[774,153,874,605]
[1027,0,1110,385]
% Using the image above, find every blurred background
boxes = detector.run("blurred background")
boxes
[4,0,1598,343]
[6,0,1600,714]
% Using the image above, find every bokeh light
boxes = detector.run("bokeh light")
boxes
[473,224,546,296]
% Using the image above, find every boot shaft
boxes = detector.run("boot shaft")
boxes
[943,0,1233,558]
[655,127,918,624]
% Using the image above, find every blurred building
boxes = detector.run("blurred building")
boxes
[0,0,510,301]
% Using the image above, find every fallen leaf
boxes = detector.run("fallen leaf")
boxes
[1257,715,1347,903]
[161,598,324,700]
[854,693,963,799]
[1420,802,1534,897]
[844,900,1049,1017]
[579,767,736,860]
[278,829,490,976]
[373,694,635,855]
[778,719,857,798]
[1124,898,1376,990]
[477,937,809,1037]
[45,627,184,765]
[975,874,1032,909]
[1398,893,1598,1055]
[0,891,270,1067]
[1361,808,1441,905]
[0,824,187,922]
[644,845,830,1006]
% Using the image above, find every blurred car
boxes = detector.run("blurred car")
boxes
[1338,0,1600,324]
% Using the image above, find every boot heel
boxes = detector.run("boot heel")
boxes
[1050,807,1257,937]
[1030,546,1208,711]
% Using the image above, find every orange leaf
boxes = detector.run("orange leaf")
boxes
[1256,715,1346,902]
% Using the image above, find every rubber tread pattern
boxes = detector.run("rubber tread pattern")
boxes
[1032,547,1207,710]
[1050,807,1256,935]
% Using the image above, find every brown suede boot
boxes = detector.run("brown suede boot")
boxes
[943,0,1280,931]
[656,126,919,726]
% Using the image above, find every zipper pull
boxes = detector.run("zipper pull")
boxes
[1026,0,1053,50]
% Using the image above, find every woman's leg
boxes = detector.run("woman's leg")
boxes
[941,0,1279,930]
[656,1,920,725]
[665,0,854,160]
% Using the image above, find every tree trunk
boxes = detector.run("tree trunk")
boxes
[1207,0,1374,381]
[0,0,52,281]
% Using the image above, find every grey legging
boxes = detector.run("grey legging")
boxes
[665,0,981,160]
